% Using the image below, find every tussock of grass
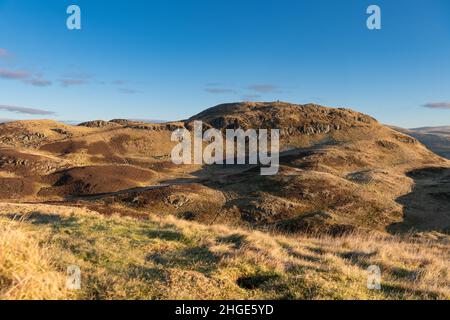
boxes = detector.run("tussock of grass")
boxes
[0,219,70,300]
[0,203,448,300]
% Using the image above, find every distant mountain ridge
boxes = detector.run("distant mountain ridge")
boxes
[391,125,450,159]
[410,126,450,134]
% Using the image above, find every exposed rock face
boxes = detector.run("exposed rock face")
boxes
[0,120,96,148]
[125,123,184,131]
[188,102,377,138]
[109,119,131,126]
[78,120,120,128]
[297,123,339,135]
[51,128,72,136]
[164,194,190,208]
[393,133,417,144]
[0,132,46,147]
[0,149,61,175]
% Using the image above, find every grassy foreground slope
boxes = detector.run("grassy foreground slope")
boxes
[0,203,448,300]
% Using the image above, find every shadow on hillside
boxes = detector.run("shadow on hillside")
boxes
[65,184,170,201]
[388,167,450,234]
[164,162,450,235]
[146,245,220,274]
[129,144,369,234]
[3,212,79,227]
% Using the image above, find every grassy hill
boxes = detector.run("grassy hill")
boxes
[1,203,448,300]
[1,102,449,234]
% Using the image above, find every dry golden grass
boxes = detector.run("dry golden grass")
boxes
[0,203,448,300]
[0,218,70,300]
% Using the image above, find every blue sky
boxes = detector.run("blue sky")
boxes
[0,0,449,127]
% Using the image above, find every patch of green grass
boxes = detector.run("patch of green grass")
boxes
[1,205,448,300]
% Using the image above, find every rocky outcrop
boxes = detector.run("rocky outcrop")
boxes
[126,123,185,131]
[0,150,61,174]
[0,132,46,147]
[188,102,376,137]
[78,120,120,128]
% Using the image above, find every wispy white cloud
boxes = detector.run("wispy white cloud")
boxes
[204,82,237,94]
[59,72,92,87]
[0,68,30,80]
[0,104,55,115]
[25,78,52,87]
[0,66,52,87]
[423,102,450,110]
[0,49,52,86]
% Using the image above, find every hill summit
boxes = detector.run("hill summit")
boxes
[0,101,448,234]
